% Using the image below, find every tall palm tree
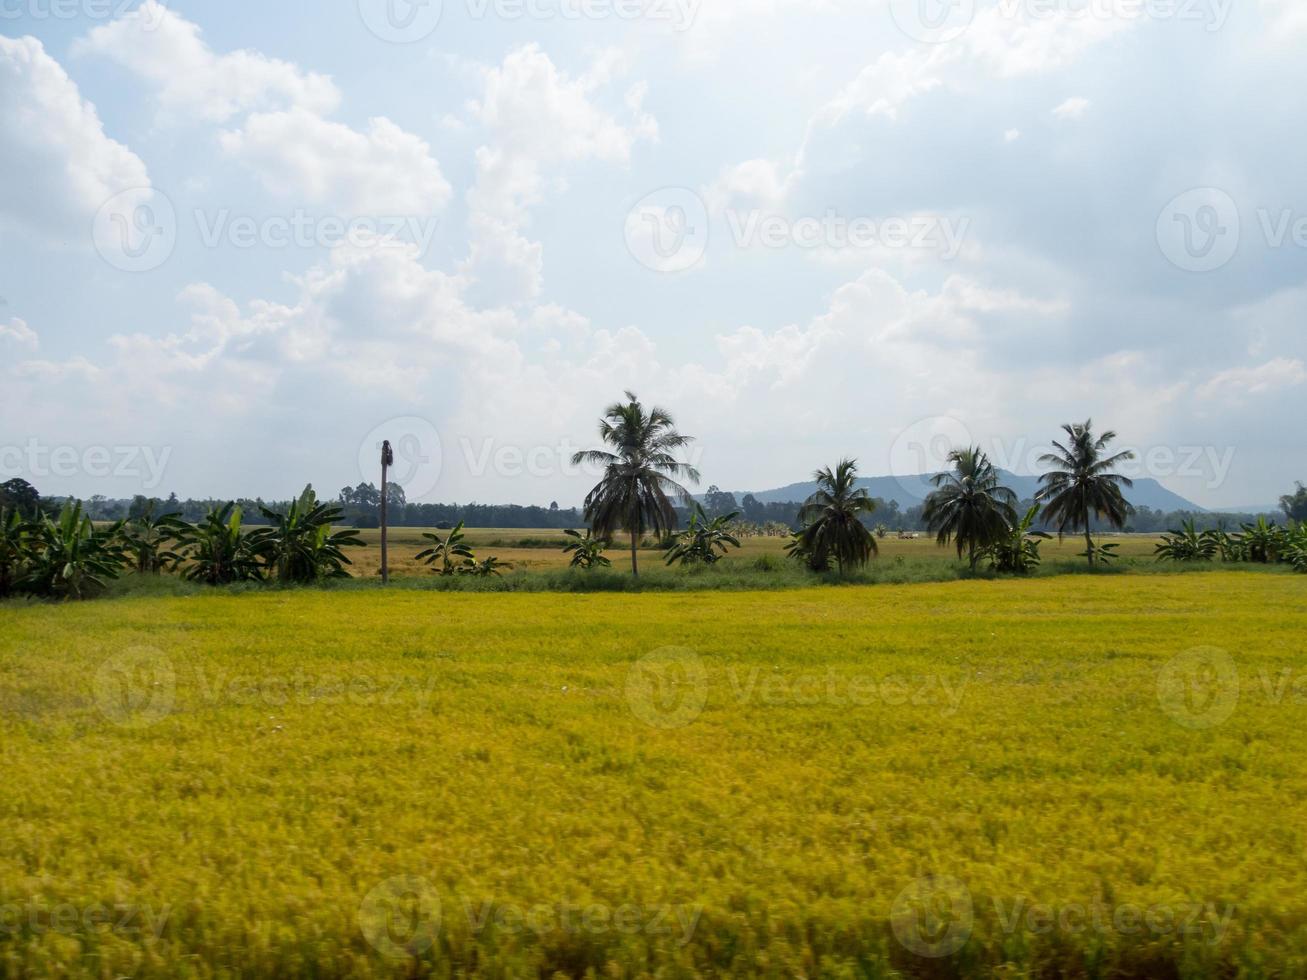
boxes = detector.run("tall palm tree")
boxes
[793,459,878,574]
[922,446,1018,572]
[1035,420,1135,566]
[572,392,700,576]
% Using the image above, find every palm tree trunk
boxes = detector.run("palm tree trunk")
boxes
[969,541,977,572]
[630,530,639,577]
[1084,526,1094,567]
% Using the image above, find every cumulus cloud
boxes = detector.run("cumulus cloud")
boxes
[75,3,448,222]
[74,0,339,123]
[0,317,38,351]
[461,45,657,303]
[219,110,452,216]
[0,35,151,240]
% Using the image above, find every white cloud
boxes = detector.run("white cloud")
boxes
[1052,97,1092,120]
[74,0,339,123]
[1196,358,1307,402]
[0,317,38,351]
[219,110,452,216]
[461,45,658,303]
[76,4,447,221]
[0,35,151,240]
[815,48,953,125]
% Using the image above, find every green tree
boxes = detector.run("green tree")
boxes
[792,459,878,574]
[1035,420,1135,566]
[571,392,699,576]
[922,446,1018,572]
[0,478,41,519]
[1280,482,1307,523]
[702,485,739,519]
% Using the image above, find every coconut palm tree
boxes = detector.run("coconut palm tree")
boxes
[922,446,1018,572]
[792,459,878,574]
[572,392,700,576]
[1035,420,1135,566]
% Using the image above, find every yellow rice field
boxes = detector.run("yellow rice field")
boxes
[1,573,1305,977]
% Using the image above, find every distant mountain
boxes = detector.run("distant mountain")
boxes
[732,469,1205,513]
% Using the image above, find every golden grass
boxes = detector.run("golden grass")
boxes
[2,574,1305,977]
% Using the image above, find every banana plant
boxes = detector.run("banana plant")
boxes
[561,528,612,569]
[120,510,187,574]
[1284,523,1307,574]
[1212,529,1248,563]
[416,521,476,576]
[172,503,264,585]
[461,555,513,578]
[1154,519,1218,563]
[1078,540,1121,566]
[0,507,31,599]
[22,501,125,600]
[983,503,1052,574]
[249,485,364,583]
[665,504,742,566]
[1240,517,1284,564]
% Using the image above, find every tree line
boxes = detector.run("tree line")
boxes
[2,395,1305,594]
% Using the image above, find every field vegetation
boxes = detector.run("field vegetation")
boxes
[2,574,1305,977]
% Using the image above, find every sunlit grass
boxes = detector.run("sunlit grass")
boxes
[2,573,1306,976]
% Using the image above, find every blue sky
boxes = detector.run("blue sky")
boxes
[1,0,1304,509]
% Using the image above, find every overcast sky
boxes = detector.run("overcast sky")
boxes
[1,0,1303,509]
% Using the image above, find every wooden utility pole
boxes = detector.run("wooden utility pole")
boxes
[380,439,393,584]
